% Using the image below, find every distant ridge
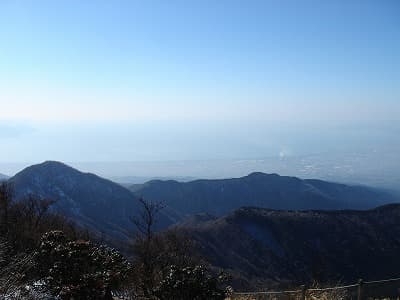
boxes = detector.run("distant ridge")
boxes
[130,172,396,216]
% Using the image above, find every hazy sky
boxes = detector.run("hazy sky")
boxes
[0,0,399,164]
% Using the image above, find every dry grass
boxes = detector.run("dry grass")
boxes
[228,281,350,300]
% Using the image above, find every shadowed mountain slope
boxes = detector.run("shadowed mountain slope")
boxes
[177,204,400,290]
[9,161,174,239]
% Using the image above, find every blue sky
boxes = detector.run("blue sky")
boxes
[0,0,399,165]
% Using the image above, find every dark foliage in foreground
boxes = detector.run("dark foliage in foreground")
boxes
[0,182,85,297]
[36,231,132,300]
[154,265,228,300]
[0,183,230,299]
[128,197,229,299]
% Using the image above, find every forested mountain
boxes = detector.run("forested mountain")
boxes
[131,172,395,217]
[176,204,400,290]
[9,161,175,239]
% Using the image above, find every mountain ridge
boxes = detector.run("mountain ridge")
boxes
[9,161,175,239]
[131,171,396,216]
[0,173,9,181]
[6,161,400,290]
[176,204,400,290]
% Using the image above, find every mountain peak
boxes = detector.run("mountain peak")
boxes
[13,161,84,180]
[40,160,69,167]
[9,161,175,239]
[247,172,279,178]
[31,160,76,171]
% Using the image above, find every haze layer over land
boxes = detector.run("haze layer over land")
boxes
[0,1,399,177]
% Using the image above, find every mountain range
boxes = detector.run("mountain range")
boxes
[0,173,9,181]
[131,172,395,217]
[5,161,400,289]
[176,204,400,290]
[7,161,397,240]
